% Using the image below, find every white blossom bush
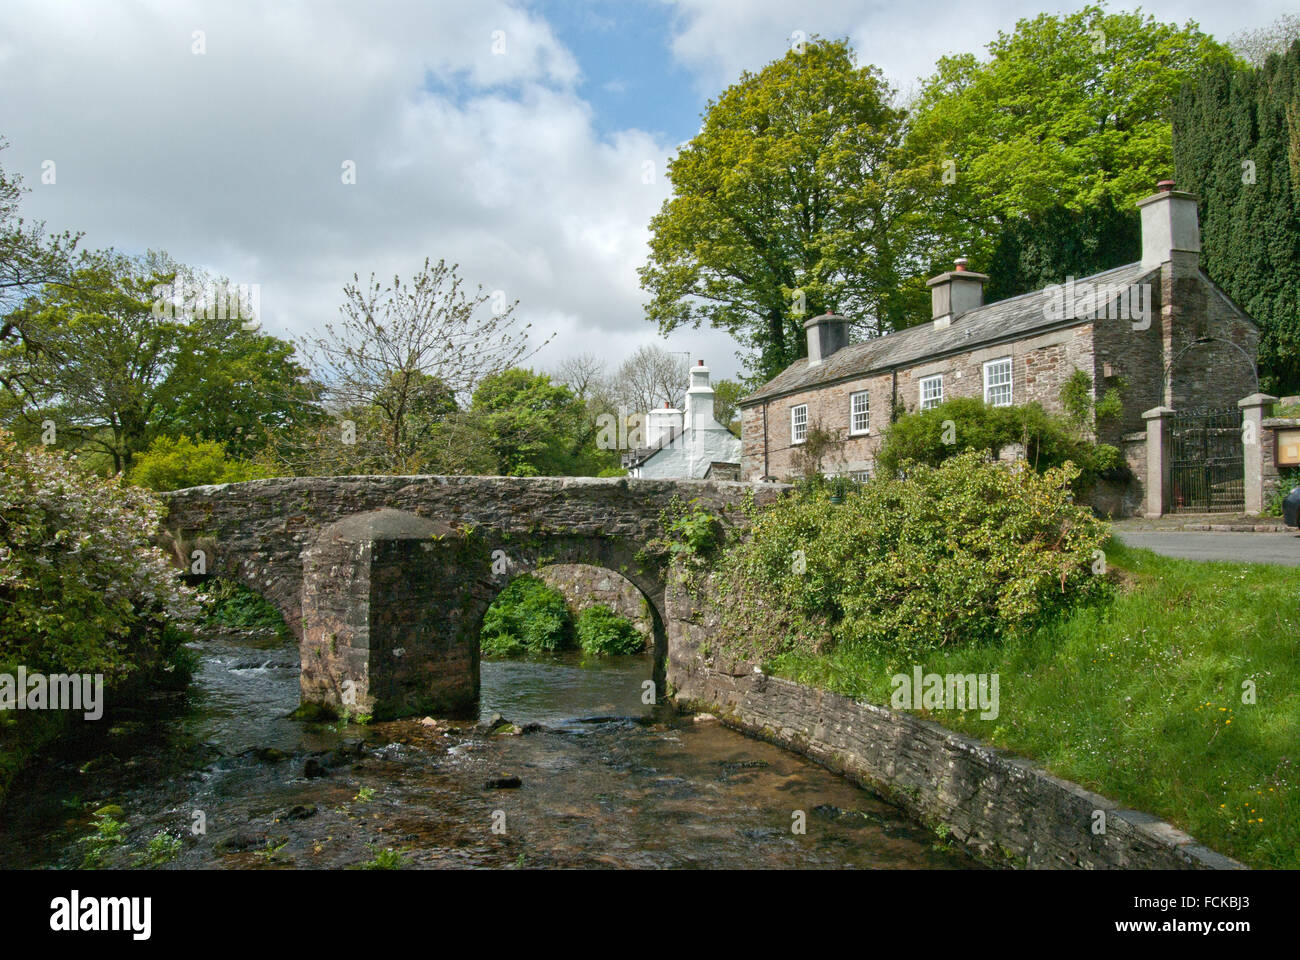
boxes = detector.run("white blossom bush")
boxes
[0,429,199,684]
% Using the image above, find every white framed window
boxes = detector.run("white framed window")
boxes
[791,404,808,444]
[919,375,944,410]
[983,357,1013,407]
[849,469,872,483]
[850,391,870,435]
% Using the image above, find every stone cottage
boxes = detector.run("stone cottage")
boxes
[624,360,742,479]
[739,181,1260,514]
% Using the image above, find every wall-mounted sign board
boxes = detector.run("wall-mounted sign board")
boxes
[1277,428,1300,467]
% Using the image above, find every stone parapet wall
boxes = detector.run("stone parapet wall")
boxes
[159,475,786,639]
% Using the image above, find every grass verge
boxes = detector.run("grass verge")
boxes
[770,539,1300,869]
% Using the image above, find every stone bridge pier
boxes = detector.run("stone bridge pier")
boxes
[299,508,669,719]
[158,475,784,721]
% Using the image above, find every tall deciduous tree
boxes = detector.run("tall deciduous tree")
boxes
[640,38,914,382]
[0,137,80,400]
[905,5,1232,289]
[1231,13,1300,67]
[1,250,323,472]
[300,258,542,472]
[1174,39,1300,393]
[613,344,688,415]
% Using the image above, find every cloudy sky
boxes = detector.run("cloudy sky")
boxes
[0,0,1292,383]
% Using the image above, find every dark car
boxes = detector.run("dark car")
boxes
[1285,485,1300,528]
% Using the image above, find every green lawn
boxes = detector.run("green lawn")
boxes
[770,539,1300,869]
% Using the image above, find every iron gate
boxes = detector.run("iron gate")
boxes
[1169,408,1244,513]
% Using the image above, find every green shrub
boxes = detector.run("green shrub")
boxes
[0,430,199,682]
[480,631,527,657]
[710,451,1110,669]
[1265,467,1300,517]
[575,604,643,655]
[199,580,288,633]
[876,397,1122,491]
[480,575,574,654]
[79,811,128,869]
[360,847,410,870]
[651,498,722,566]
[129,435,273,492]
[0,431,200,803]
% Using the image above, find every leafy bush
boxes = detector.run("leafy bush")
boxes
[876,397,1122,491]
[0,430,199,683]
[480,575,573,654]
[1265,467,1300,517]
[650,498,722,567]
[575,604,644,655]
[199,580,287,633]
[79,810,128,869]
[710,451,1110,669]
[129,435,273,492]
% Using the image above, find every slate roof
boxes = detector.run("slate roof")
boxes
[742,261,1154,405]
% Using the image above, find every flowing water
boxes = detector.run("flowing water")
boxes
[0,627,979,870]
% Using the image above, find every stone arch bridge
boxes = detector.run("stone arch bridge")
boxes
[159,476,782,719]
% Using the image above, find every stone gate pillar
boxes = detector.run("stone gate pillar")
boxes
[1143,406,1175,518]
[1239,393,1278,516]
[300,509,489,720]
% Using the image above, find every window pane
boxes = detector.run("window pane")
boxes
[984,359,1012,407]
[851,392,869,433]
[920,375,943,410]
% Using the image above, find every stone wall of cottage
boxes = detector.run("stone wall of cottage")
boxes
[1090,260,1259,433]
[742,323,1098,482]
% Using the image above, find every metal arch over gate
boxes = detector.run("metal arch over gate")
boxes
[1169,408,1244,513]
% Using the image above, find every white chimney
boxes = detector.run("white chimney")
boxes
[684,360,715,432]
[645,402,682,447]
[1137,180,1200,270]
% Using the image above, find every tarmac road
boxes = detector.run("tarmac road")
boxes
[1114,530,1300,566]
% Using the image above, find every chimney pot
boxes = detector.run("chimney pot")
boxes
[954,257,968,272]
[1157,179,1175,193]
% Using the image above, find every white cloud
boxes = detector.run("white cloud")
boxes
[4,0,1292,396]
[0,0,743,389]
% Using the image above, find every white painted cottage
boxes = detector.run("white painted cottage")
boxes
[623,361,742,479]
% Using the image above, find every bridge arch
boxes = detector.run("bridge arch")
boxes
[159,475,785,719]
